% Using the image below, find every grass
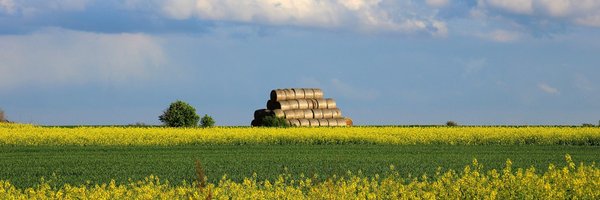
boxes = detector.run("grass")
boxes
[0,144,599,188]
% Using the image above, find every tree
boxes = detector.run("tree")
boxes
[159,100,200,127]
[446,121,458,126]
[200,114,215,128]
[0,108,7,123]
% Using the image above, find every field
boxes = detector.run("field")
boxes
[1,123,600,198]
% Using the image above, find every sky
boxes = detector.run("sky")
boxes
[1,0,599,126]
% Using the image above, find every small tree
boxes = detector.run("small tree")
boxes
[200,114,215,128]
[261,116,289,127]
[0,109,6,122]
[159,100,200,127]
[446,121,458,126]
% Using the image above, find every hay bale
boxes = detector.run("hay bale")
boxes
[335,118,347,126]
[325,98,336,109]
[317,119,329,126]
[331,108,342,118]
[312,88,324,99]
[270,89,287,101]
[302,109,314,118]
[254,109,272,119]
[322,109,334,119]
[345,118,353,126]
[297,99,310,109]
[312,109,324,119]
[316,99,327,109]
[272,109,285,118]
[308,119,320,126]
[292,88,305,99]
[304,89,315,99]
[283,110,297,119]
[298,119,310,127]
[251,119,261,127]
[327,118,338,126]
[287,119,301,126]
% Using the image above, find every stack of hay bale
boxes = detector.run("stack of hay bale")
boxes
[252,88,353,127]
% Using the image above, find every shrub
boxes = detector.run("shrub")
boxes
[582,123,595,127]
[0,109,6,123]
[159,100,200,127]
[446,121,458,126]
[200,114,215,128]
[260,116,289,127]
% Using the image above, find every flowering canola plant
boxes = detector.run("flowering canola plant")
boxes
[1,123,599,146]
[0,155,598,199]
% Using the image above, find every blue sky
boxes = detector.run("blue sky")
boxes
[1,0,599,125]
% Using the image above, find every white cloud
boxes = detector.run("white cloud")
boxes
[161,0,448,36]
[476,0,600,28]
[426,0,450,8]
[0,0,15,14]
[538,83,560,95]
[0,28,167,90]
[481,0,533,15]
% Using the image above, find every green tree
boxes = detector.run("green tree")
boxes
[200,114,215,128]
[159,100,200,127]
[0,108,7,122]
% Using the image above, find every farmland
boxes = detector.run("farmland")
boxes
[1,123,599,198]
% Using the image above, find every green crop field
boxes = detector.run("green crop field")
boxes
[1,144,598,188]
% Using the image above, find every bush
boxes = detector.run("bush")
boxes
[582,123,595,127]
[0,109,7,123]
[200,114,215,128]
[159,100,200,127]
[260,116,289,127]
[446,121,458,126]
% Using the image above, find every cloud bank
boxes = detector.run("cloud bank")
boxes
[0,28,166,90]
[161,0,448,36]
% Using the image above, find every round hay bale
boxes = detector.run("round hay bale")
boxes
[345,118,353,126]
[275,101,291,110]
[288,100,300,110]
[284,89,295,100]
[310,99,318,109]
[312,109,323,119]
[331,108,342,118]
[327,119,338,126]
[308,119,320,126]
[298,119,310,127]
[312,88,324,99]
[292,88,305,99]
[287,119,301,127]
[283,110,297,119]
[266,100,277,110]
[294,110,305,119]
[303,109,313,118]
[335,118,347,126]
[304,89,315,99]
[254,109,272,119]
[270,89,287,101]
[325,98,336,109]
[297,99,309,109]
[273,109,285,118]
[316,99,327,109]
[322,109,334,119]
[317,119,329,126]
[251,119,261,127]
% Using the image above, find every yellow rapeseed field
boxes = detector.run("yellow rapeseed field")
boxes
[0,155,598,199]
[1,123,599,146]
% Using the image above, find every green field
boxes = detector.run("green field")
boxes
[1,144,598,188]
